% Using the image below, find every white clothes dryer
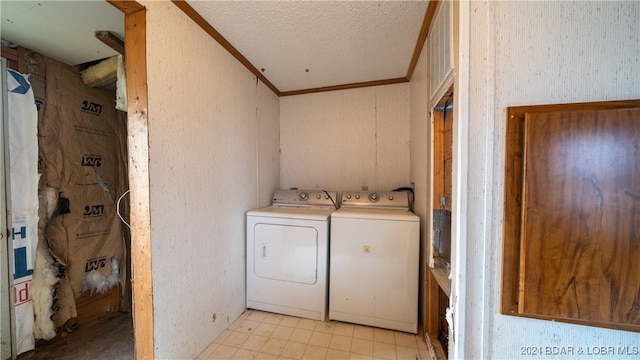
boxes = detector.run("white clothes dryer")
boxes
[246,189,338,321]
[329,190,420,333]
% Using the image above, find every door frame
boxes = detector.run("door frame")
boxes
[106,2,153,359]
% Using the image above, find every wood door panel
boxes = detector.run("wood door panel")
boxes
[520,108,640,327]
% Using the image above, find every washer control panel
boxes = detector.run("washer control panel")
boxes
[272,189,338,207]
[340,191,409,208]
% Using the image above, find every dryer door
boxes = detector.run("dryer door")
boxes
[252,223,318,285]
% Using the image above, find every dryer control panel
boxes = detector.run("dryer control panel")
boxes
[340,191,410,209]
[272,189,338,207]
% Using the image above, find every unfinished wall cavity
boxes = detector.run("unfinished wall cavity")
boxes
[27,52,129,333]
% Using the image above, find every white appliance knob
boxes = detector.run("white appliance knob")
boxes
[346,194,352,199]
[389,195,394,200]
[355,194,360,199]
[300,192,309,200]
[316,194,321,199]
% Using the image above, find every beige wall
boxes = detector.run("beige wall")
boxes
[279,83,411,193]
[457,1,640,358]
[409,24,430,332]
[142,2,280,358]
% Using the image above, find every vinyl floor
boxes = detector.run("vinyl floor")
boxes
[198,309,429,360]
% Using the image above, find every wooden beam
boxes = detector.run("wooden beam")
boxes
[81,55,118,88]
[107,1,144,14]
[426,271,440,336]
[16,47,27,73]
[123,6,153,359]
[106,1,154,359]
[95,31,125,55]
[1,45,27,73]
[1,45,18,63]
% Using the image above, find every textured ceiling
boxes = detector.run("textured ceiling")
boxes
[186,0,429,92]
[1,1,428,94]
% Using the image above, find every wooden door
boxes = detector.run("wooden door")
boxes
[503,103,640,332]
[520,108,640,327]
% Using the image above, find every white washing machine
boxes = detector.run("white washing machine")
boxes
[246,189,338,321]
[330,190,420,333]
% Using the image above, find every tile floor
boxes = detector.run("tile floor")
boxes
[197,310,429,360]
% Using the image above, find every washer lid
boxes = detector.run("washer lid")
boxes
[247,205,334,220]
[331,207,419,221]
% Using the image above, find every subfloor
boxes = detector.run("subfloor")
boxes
[198,309,430,360]
[16,312,134,360]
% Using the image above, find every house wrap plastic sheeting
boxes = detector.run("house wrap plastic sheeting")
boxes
[7,69,39,355]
